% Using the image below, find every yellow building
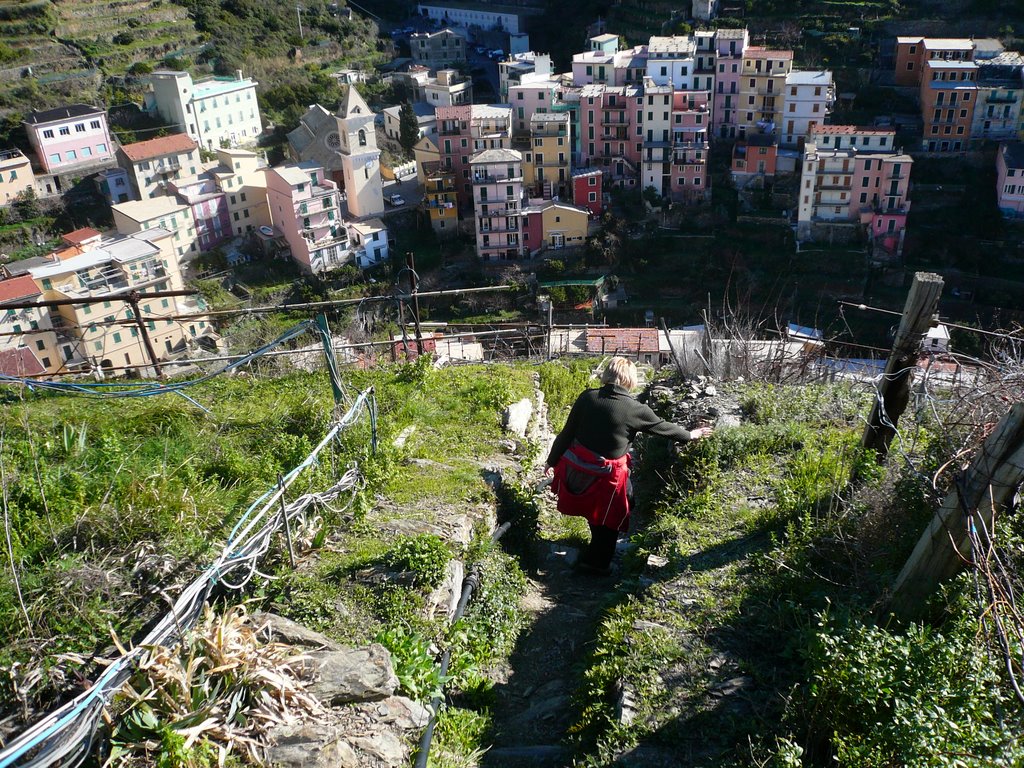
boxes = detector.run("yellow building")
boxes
[413,135,440,186]
[738,47,794,138]
[208,147,271,236]
[22,228,214,376]
[112,196,198,266]
[422,163,458,237]
[519,113,572,199]
[0,149,35,206]
[522,200,590,256]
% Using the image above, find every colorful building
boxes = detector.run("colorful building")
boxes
[422,163,459,236]
[519,112,571,199]
[578,84,643,187]
[571,168,603,215]
[781,70,834,148]
[798,126,912,258]
[23,104,115,176]
[0,149,34,205]
[731,131,778,185]
[521,200,589,256]
[0,274,56,374]
[112,196,198,265]
[738,47,793,139]
[713,28,749,139]
[347,219,390,269]
[436,104,513,210]
[264,162,349,274]
[150,70,262,151]
[117,133,201,200]
[209,148,271,237]
[997,141,1024,218]
[920,59,978,152]
[972,52,1024,145]
[470,148,524,260]
[335,87,384,219]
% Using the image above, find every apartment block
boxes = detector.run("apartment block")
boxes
[264,163,349,274]
[0,149,34,205]
[713,28,749,140]
[997,141,1024,218]
[384,103,437,144]
[972,52,1024,145]
[731,131,778,185]
[0,275,56,375]
[781,70,835,148]
[797,125,912,258]
[117,133,200,200]
[150,70,262,151]
[423,69,473,107]
[920,59,977,152]
[112,196,198,264]
[572,34,648,87]
[499,52,552,102]
[470,148,524,261]
[23,105,115,176]
[509,73,564,134]
[436,105,512,210]
[22,228,211,376]
[894,36,1001,87]
[578,84,643,186]
[410,28,466,69]
[738,47,793,138]
[517,112,571,199]
[422,163,459,236]
[347,219,390,269]
[208,148,271,237]
[645,36,697,89]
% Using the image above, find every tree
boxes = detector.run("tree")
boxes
[398,101,420,155]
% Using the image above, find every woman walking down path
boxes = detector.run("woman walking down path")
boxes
[546,357,711,574]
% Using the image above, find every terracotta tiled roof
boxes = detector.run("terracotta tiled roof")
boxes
[585,328,660,354]
[120,133,198,162]
[62,227,102,245]
[0,348,45,377]
[0,275,41,304]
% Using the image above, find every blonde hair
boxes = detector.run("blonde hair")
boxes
[601,356,637,390]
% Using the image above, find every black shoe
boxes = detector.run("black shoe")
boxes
[573,561,613,577]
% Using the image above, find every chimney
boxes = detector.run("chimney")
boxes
[236,69,243,81]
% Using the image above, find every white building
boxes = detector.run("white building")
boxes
[149,70,262,151]
[348,219,390,269]
[646,36,697,89]
[416,1,532,35]
[423,69,474,107]
[383,103,437,143]
[781,70,835,148]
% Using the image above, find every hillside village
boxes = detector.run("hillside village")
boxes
[1,0,1024,378]
[4,1,1024,767]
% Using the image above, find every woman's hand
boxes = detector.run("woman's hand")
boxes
[689,426,713,440]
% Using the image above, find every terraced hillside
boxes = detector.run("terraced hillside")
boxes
[0,0,205,113]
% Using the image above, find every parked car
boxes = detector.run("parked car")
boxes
[489,49,505,59]
[386,193,406,206]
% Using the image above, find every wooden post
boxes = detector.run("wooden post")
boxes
[889,404,1024,618]
[659,318,685,377]
[861,272,944,456]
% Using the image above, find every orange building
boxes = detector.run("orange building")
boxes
[920,59,978,152]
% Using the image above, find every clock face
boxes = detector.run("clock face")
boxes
[326,132,341,149]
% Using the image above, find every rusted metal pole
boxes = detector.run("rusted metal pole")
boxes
[126,291,163,379]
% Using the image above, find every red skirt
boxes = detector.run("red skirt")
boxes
[550,441,631,532]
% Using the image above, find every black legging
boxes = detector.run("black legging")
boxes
[581,523,619,569]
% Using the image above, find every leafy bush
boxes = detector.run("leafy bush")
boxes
[797,608,1024,766]
[375,625,447,703]
[385,533,451,588]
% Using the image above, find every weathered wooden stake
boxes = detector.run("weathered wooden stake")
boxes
[889,404,1024,618]
[861,272,944,456]
[659,318,685,377]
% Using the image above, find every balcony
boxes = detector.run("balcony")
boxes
[986,92,1018,104]
[473,173,522,184]
[153,159,181,174]
[599,116,629,125]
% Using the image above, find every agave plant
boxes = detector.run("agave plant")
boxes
[108,605,323,766]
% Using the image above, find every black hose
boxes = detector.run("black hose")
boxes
[413,521,511,768]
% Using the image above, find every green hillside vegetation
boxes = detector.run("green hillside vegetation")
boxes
[0,354,1022,765]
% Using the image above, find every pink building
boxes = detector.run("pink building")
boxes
[669,89,710,202]
[168,174,231,251]
[436,104,512,212]
[571,34,648,87]
[23,105,114,175]
[572,169,603,215]
[713,28,749,139]
[798,126,913,258]
[578,84,644,186]
[509,74,563,134]
[264,162,348,274]
[470,148,524,261]
[997,142,1024,218]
